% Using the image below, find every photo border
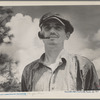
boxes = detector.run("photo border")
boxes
[0,0,100,99]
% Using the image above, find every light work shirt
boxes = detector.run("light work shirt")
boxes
[46,49,65,72]
[21,51,100,91]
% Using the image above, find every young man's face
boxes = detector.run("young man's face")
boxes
[41,19,69,46]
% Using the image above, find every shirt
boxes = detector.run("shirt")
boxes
[21,52,100,91]
[46,49,65,72]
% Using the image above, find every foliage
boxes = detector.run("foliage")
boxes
[0,6,13,44]
[0,53,21,92]
[0,53,10,65]
[0,7,21,92]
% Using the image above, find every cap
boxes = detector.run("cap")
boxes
[39,12,74,34]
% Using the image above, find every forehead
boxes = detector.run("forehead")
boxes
[42,19,64,26]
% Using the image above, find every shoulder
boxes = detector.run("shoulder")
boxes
[22,59,39,76]
[75,54,93,65]
[71,54,94,70]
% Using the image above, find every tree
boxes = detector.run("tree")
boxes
[0,6,13,44]
[0,7,21,92]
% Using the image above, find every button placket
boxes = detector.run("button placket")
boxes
[49,72,55,91]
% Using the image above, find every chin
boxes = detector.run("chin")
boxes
[48,41,59,46]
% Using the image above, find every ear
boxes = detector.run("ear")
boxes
[66,32,70,40]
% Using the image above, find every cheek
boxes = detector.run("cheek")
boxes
[41,30,49,37]
[60,32,67,39]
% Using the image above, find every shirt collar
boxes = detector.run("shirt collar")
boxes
[38,49,68,65]
[38,53,45,64]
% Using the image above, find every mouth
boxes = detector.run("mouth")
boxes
[50,35,59,38]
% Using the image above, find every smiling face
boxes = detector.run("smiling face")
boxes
[41,19,70,46]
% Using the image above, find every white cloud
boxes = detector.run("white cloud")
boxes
[6,13,44,80]
[0,44,19,59]
[93,29,100,41]
[78,48,100,60]
[64,29,100,60]
[93,57,100,71]
[93,57,100,79]
[64,30,89,54]
[7,13,33,48]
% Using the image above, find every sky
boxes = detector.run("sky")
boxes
[1,5,100,80]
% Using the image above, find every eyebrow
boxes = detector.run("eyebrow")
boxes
[43,22,64,27]
[55,23,64,26]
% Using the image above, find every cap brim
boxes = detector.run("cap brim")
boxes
[40,16,65,27]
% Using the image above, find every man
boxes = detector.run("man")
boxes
[21,12,100,91]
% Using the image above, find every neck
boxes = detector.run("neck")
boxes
[44,44,64,65]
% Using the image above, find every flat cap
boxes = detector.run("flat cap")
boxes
[39,12,74,34]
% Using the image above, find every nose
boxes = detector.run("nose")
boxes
[49,27,60,38]
[50,28,56,34]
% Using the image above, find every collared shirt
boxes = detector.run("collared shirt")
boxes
[45,49,65,72]
[21,52,100,91]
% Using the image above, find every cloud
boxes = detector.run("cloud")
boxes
[93,29,100,41]
[7,13,33,48]
[64,28,100,60]
[0,44,19,60]
[7,13,44,49]
[78,48,100,60]
[77,28,100,61]
[93,57,100,71]
[6,13,44,80]
[93,57,100,79]
[64,30,89,54]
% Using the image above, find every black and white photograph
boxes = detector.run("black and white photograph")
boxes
[0,1,100,96]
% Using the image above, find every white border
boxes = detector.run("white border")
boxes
[0,1,100,6]
[0,1,100,99]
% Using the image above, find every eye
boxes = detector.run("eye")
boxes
[55,26,61,30]
[44,25,51,31]
[55,26,64,31]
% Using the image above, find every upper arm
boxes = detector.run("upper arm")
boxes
[21,72,28,91]
[21,59,39,92]
[21,67,28,91]
[88,63,100,90]
[76,55,100,90]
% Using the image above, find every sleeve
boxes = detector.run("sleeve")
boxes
[89,64,100,90]
[84,63,100,90]
[21,67,28,92]
[21,60,39,92]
